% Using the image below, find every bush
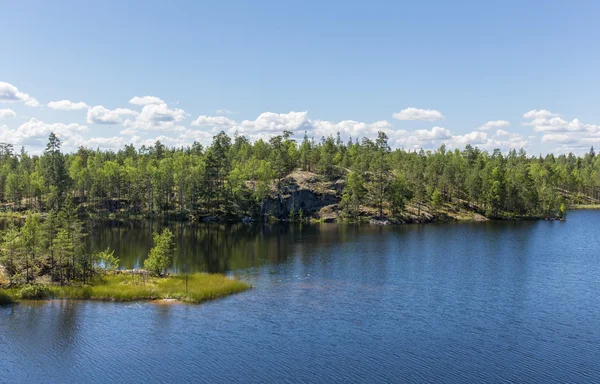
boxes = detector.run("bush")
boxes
[19,285,52,300]
[144,229,175,276]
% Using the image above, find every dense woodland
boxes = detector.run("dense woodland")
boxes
[0,130,598,221]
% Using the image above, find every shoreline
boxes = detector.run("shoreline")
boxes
[0,208,566,224]
[0,273,251,306]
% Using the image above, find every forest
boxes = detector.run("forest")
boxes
[0,130,597,222]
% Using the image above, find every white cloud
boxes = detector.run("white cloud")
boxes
[0,109,16,119]
[84,136,131,150]
[495,129,510,137]
[0,82,40,107]
[312,119,393,139]
[123,103,187,132]
[119,128,138,136]
[48,100,88,110]
[189,111,400,144]
[541,134,575,144]
[519,109,600,153]
[413,126,452,140]
[523,109,558,119]
[478,120,510,131]
[241,111,312,133]
[87,105,138,124]
[450,131,488,146]
[0,118,88,150]
[16,118,87,138]
[129,96,165,106]
[392,107,445,121]
[179,129,214,143]
[192,115,236,127]
[138,103,186,124]
[524,116,600,133]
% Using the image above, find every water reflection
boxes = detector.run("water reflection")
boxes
[2,214,600,383]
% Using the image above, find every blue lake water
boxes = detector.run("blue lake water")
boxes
[1,211,600,383]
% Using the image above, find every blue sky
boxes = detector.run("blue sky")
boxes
[1,0,599,154]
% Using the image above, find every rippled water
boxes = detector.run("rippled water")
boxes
[2,211,600,383]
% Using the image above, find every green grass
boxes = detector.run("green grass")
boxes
[569,204,600,210]
[0,273,251,304]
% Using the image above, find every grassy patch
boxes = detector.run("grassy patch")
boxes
[569,204,600,210]
[0,273,251,304]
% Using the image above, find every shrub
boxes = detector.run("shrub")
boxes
[19,285,52,300]
[144,229,175,276]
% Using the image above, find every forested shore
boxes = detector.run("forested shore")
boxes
[0,204,250,302]
[0,130,598,223]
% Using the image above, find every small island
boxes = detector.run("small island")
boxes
[0,272,250,305]
[0,209,251,306]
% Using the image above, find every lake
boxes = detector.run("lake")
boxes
[1,211,600,383]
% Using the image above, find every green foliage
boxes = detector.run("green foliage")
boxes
[95,248,120,272]
[144,229,175,276]
[0,130,593,226]
[341,171,367,219]
[387,175,412,217]
[19,284,52,300]
[0,203,90,286]
[431,189,443,209]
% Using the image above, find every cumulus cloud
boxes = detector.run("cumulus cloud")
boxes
[527,117,600,133]
[186,111,530,153]
[123,103,187,132]
[413,126,452,140]
[241,111,312,133]
[192,115,236,127]
[84,136,132,150]
[478,120,510,131]
[541,134,575,144]
[0,109,16,119]
[187,111,400,143]
[523,109,558,119]
[48,100,88,110]
[129,96,165,106]
[449,131,488,147]
[313,119,395,140]
[0,82,40,107]
[520,110,600,152]
[87,105,138,124]
[0,118,88,150]
[392,107,445,121]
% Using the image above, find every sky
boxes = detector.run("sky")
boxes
[1,0,600,155]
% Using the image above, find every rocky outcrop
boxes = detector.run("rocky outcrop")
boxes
[262,171,342,219]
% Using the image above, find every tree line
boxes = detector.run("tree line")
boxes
[0,131,597,220]
[0,203,117,286]
[0,203,177,286]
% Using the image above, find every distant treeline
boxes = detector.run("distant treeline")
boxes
[0,130,597,219]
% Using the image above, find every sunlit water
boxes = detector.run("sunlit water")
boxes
[2,211,600,383]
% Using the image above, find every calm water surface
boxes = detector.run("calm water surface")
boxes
[1,211,600,383]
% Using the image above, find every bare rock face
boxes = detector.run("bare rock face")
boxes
[262,171,342,219]
[472,213,489,221]
[317,204,340,222]
[370,216,391,225]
